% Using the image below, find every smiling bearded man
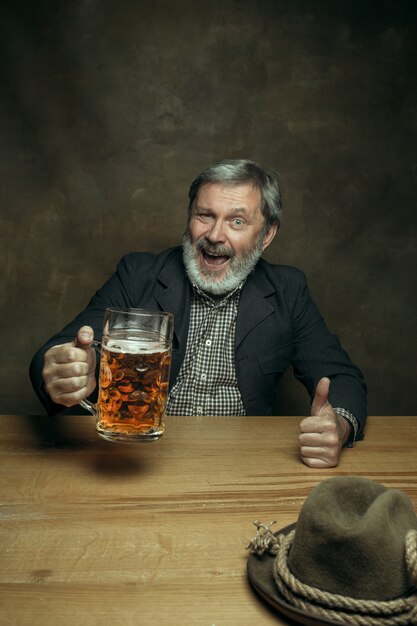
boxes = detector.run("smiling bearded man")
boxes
[31,159,367,469]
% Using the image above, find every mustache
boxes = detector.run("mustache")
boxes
[195,238,235,258]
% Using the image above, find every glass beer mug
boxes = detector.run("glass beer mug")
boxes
[81,307,173,443]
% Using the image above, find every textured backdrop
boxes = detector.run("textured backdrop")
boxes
[1,0,416,415]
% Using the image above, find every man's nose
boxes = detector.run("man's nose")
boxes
[206,219,226,243]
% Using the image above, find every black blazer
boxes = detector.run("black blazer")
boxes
[30,247,367,435]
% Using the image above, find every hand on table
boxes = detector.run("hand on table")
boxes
[299,377,351,468]
[42,326,97,407]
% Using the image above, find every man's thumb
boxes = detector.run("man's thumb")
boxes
[311,377,331,416]
[74,326,94,348]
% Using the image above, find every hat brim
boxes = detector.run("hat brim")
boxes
[247,523,339,626]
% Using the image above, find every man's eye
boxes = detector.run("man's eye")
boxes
[232,218,245,227]
[194,212,212,221]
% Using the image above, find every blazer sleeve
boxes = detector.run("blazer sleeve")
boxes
[288,270,367,438]
[29,253,157,416]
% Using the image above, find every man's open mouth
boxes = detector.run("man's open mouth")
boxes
[201,249,231,268]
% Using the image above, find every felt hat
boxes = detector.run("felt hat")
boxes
[247,476,417,626]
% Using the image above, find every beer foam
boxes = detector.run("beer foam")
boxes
[106,338,167,355]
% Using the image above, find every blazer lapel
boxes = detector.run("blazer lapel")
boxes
[236,266,276,348]
[152,254,192,349]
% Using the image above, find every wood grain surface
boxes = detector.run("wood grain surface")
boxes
[1,415,416,626]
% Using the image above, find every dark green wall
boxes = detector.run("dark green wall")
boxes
[1,0,416,415]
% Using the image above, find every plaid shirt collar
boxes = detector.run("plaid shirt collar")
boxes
[192,282,245,307]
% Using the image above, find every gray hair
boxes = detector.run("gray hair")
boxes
[188,159,282,228]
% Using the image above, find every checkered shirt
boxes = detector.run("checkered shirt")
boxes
[167,284,245,416]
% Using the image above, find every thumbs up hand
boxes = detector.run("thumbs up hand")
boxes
[299,377,352,468]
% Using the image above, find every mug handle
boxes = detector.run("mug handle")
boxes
[80,397,96,415]
[79,340,101,415]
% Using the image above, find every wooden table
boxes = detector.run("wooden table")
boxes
[1,415,416,625]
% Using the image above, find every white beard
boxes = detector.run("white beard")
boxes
[182,230,264,295]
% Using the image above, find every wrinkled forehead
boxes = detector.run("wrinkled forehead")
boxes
[193,181,263,211]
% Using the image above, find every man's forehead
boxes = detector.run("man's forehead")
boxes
[195,182,262,207]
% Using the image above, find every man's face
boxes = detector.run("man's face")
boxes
[183,182,277,295]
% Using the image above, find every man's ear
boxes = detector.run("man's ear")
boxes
[262,222,278,250]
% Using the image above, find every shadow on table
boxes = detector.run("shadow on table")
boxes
[23,414,151,477]
[25,413,92,448]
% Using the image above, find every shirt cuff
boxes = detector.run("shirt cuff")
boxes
[333,407,359,448]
